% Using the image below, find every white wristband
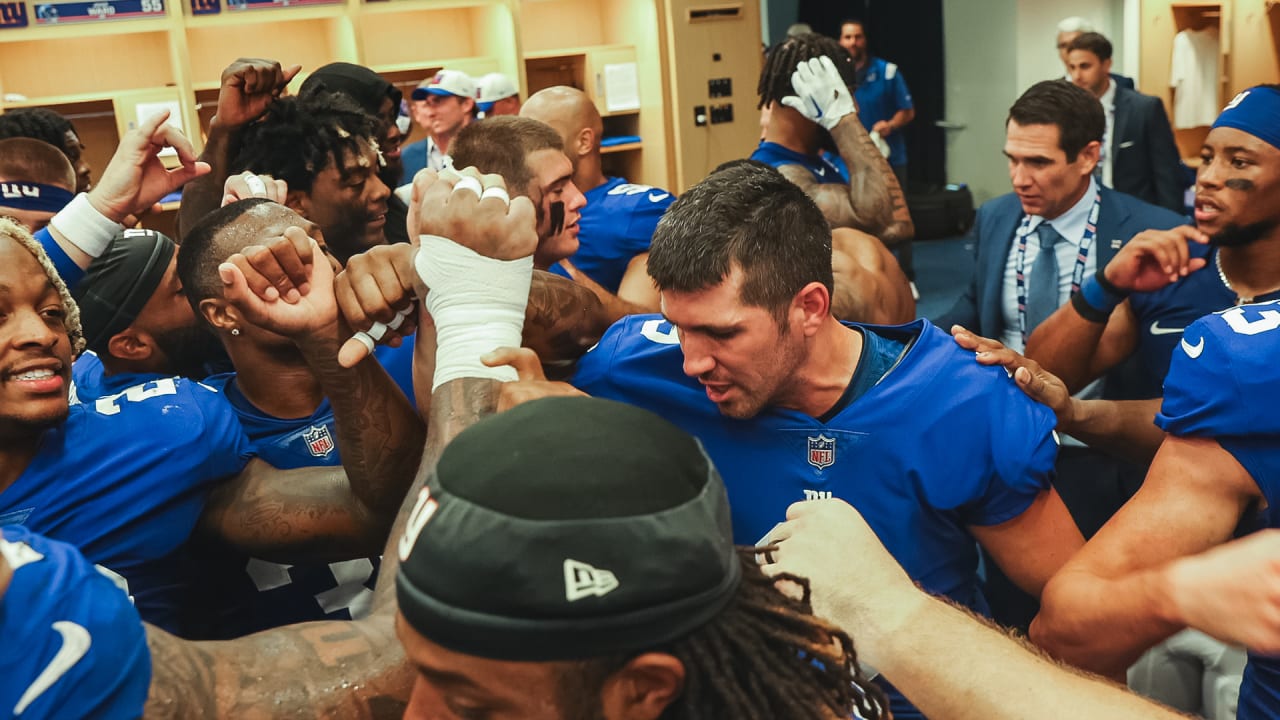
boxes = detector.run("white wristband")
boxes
[48,193,124,259]
[415,234,533,391]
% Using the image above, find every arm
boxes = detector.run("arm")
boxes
[1025,226,1209,391]
[765,499,1193,720]
[522,269,613,375]
[176,59,299,240]
[970,488,1083,597]
[558,258,655,321]
[1031,435,1260,678]
[871,107,916,138]
[829,227,914,323]
[615,252,661,311]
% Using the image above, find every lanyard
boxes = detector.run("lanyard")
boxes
[1014,190,1102,344]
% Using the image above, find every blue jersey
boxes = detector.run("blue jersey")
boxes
[1155,301,1280,720]
[1,377,251,633]
[550,177,674,293]
[191,374,379,639]
[373,334,417,401]
[69,351,159,402]
[749,141,849,184]
[0,526,150,720]
[854,57,913,167]
[573,316,1058,719]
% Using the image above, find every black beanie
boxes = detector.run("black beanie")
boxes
[302,62,402,116]
[72,228,174,355]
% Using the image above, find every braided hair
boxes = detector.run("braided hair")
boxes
[229,87,379,194]
[560,550,889,720]
[0,107,76,150]
[757,32,857,110]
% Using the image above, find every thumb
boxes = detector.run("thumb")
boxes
[780,96,807,115]
[481,346,546,380]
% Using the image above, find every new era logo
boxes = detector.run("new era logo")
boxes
[564,559,619,602]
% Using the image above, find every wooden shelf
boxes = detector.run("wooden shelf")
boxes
[601,141,641,153]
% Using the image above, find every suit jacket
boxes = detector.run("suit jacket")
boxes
[1111,85,1185,213]
[1110,72,1135,90]
[935,186,1186,342]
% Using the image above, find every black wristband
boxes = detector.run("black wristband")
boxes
[1071,291,1111,324]
[1094,267,1129,299]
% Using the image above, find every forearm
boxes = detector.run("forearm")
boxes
[829,117,911,244]
[886,107,914,134]
[880,594,1191,719]
[177,120,238,241]
[522,270,612,374]
[144,615,411,719]
[298,327,426,518]
[1060,398,1165,465]
[1024,304,1114,393]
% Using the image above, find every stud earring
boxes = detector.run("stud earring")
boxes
[230,328,241,336]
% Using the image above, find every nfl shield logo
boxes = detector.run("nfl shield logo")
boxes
[303,425,335,458]
[807,434,835,469]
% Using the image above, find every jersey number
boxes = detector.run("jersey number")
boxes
[93,378,178,416]
[639,319,680,346]
[1221,307,1280,336]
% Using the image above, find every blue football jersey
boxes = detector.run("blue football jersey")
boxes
[191,374,380,639]
[373,333,417,402]
[574,317,1058,720]
[1,377,252,634]
[549,178,674,293]
[749,141,849,184]
[1155,301,1280,720]
[0,526,150,720]
[69,351,162,403]
[1128,245,1280,398]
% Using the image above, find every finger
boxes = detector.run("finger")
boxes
[267,228,313,299]
[281,64,303,88]
[243,66,261,94]
[221,192,237,207]
[271,178,288,203]
[334,271,371,332]
[480,347,546,380]
[238,245,290,302]
[135,109,171,139]
[349,266,401,324]
[338,335,374,368]
[217,261,254,304]
[155,122,199,167]
[165,161,212,188]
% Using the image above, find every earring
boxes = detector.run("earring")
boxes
[230,328,241,336]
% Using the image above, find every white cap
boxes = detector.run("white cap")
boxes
[412,70,477,101]
[477,73,519,111]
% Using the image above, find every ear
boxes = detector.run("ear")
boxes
[795,281,832,335]
[1078,139,1102,176]
[599,653,685,720]
[575,127,596,158]
[1102,57,1113,74]
[284,189,310,217]
[200,297,240,336]
[105,328,153,363]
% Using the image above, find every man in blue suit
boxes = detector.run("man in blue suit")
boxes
[1067,33,1185,213]
[935,79,1184,627]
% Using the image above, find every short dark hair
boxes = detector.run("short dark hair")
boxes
[838,17,864,33]
[230,88,380,194]
[0,108,77,158]
[1066,31,1112,62]
[449,116,564,197]
[177,198,278,320]
[758,32,856,110]
[0,138,75,189]
[1007,80,1105,162]
[647,162,833,321]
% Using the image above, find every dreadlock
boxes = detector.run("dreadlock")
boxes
[229,87,379,194]
[0,216,85,355]
[561,550,888,720]
[757,32,857,110]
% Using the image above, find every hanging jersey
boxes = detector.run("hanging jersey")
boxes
[0,377,251,634]
[550,177,674,293]
[1128,244,1280,398]
[749,141,849,184]
[0,526,150,720]
[1155,301,1280,720]
[190,374,380,639]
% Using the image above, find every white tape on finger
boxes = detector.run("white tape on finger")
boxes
[245,174,267,195]
[451,177,483,199]
[480,186,510,207]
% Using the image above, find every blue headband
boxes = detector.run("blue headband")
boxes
[1212,87,1280,151]
[0,182,75,213]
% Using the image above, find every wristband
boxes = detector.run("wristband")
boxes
[1070,291,1111,324]
[1073,271,1129,323]
[48,193,124,259]
[415,235,533,391]
[1094,268,1129,299]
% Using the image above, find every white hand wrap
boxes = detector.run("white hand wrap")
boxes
[48,193,124,259]
[415,234,532,391]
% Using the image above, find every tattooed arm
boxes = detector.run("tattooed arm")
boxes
[522,269,613,377]
[779,115,914,245]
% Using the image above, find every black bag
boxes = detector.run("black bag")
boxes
[907,184,975,241]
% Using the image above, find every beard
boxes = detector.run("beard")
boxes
[1209,218,1280,248]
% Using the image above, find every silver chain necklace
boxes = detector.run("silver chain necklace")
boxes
[1217,250,1255,305]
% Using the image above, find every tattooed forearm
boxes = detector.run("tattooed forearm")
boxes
[827,117,915,245]
[523,270,611,374]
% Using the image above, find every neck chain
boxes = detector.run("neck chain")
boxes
[1217,250,1255,305]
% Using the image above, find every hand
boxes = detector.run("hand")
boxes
[481,346,587,413]
[1167,530,1280,654]
[222,172,288,207]
[335,243,421,367]
[780,56,857,131]
[213,58,301,129]
[1103,226,1210,293]
[410,167,538,260]
[950,325,1075,426]
[760,499,923,669]
[88,111,210,223]
[217,227,337,338]
[872,120,892,136]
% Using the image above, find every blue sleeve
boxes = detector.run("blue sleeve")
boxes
[570,316,634,396]
[187,379,255,472]
[37,227,85,289]
[1157,313,1254,437]
[621,193,673,256]
[967,383,1059,526]
[57,574,152,720]
[891,69,913,111]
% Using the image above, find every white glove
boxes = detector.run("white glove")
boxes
[868,130,891,158]
[781,56,857,131]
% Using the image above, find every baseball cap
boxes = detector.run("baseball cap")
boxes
[302,62,402,116]
[396,396,742,662]
[476,73,519,112]
[73,228,175,354]
[411,70,477,101]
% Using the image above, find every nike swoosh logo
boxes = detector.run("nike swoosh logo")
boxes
[647,192,669,203]
[14,621,92,715]
[1150,321,1186,336]
[814,167,826,177]
[1181,337,1205,359]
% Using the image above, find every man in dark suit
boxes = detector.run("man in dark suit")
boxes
[1067,32,1185,212]
[1055,17,1134,90]
[934,79,1184,629]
